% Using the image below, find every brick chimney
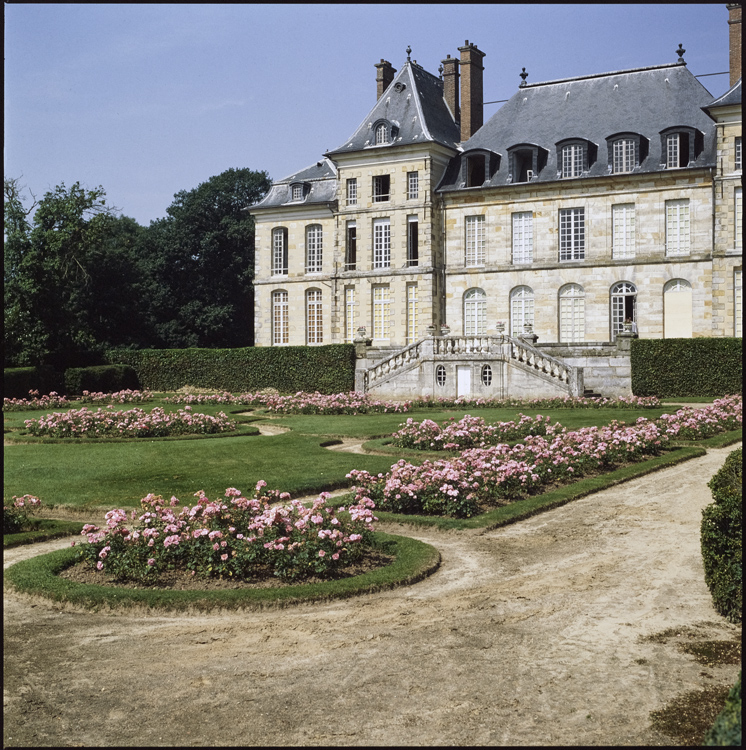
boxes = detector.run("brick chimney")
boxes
[375,59,396,100]
[441,54,460,122]
[458,41,485,142]
[727,3,742,85]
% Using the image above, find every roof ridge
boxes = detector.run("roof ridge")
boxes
[523,62,684,88]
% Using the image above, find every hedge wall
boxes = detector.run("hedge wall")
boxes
[704,671,741,746]
[105,345,356,394]
[701,447,742,624]
[64,365,140,396]
[631,338,742,397]
[3,366,63,399]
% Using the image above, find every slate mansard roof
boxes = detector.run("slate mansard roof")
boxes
[437,62,718,192]
[250,158,338,211]
[703,76,742,114]
[326,60,461,156]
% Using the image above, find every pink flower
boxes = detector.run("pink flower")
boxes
[96,561,104,570]
[221,554,228,561]
[147,558,155,566]
[318,550,326,557]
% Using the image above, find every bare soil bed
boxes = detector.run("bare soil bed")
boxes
[3,443,741,747]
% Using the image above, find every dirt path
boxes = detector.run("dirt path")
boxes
[3,443,741,747]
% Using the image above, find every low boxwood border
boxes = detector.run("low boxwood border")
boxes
[4,519,85,548]
[3,532,440,612]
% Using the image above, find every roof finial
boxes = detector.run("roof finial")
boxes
[438,63,444,79]
[519,67,528,87]
[406,45,412,62]
[676,43,686,65]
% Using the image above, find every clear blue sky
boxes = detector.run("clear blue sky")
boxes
[4,3,732,226]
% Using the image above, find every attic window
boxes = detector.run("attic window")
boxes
[557,139,597,178]
[290,183,305,201]
[507,144,548,183]
[606,133,648,174]
[375,123,388,145]
[660,127,703,169]
[462,150,500,188]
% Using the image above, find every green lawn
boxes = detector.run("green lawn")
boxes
[1,399,699,512]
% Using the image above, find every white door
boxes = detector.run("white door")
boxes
[457,366,471,397]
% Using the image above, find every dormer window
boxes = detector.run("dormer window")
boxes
[557,139,597,178]
[606,133,648,174]
[660,127,703,169]
[372,119,397,146]
[461,149,500,187]
[375,123,388,145]
[289,183,306,201]
[507,144,548,183]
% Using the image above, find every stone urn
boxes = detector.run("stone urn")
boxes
[495,321,506,334]
[440,325,451,336]
[426,325,437,337]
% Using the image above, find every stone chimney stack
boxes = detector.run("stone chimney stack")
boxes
[727,3,742,85]
[375,59,396,100]
[441,54,460,123]
[458,41,486,142]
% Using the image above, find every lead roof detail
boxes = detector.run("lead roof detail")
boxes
[250,158,338,210]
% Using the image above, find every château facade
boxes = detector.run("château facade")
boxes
[250,6,741,398]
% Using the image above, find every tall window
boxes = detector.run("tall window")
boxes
[465,215,485,266]
[559,208,585,261]
[559,284,585,342]
[735,188,742,250]
[611,281,637,340]
[407,171,419,200]
[612,204,636,259]
[345,287,356,343]
[306,289,323,344]
[346,178,357,206]
[375,123,388,144]
[666,199,690,256]
[736,137,742,171]
[272,228,288,275]
[406,283,419,344]
[663,279,693,339]
[510,286,534,336]
[512,211,533,264]
[562,144,584,178]
[612,138,635,173]
[407,216,419,266]
[373,218,391,268]
[464,288,487,336]
[272,290,288,345]
[372,286,391,340]
[373,175,390,202]
[305,225,322,273]
[345,221,357,270]
[665,132,690,168]
[735,269,742,338]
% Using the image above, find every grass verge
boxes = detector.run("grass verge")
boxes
[3,532,440,612]
[3,519,85,548]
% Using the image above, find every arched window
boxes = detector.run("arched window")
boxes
[559,284,585,343]
[272,290,289,345]
[510,286,534,336]
[610,281,637,340]
[305,224,322,273]
[464,288,487,336]
[663,279,692,339]
[375,123,388,145]
[306,289,323,345]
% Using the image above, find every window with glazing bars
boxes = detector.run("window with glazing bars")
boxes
[272,290,288,345]
[510,286,534,336]
[373,219,390,268]
[272,228,288,275]
[406,283,418,344]
[346,178,357,205]
[735,188,742,250]
[613,139,636,173]
[407,216,419,266]
[665,200,690,255]
[559,284,585,342]
[306,289,323,344]
[736,137,742,171]
[559,208,585,260]
[735,269,742,338]
[512,212,533,263]
[372,286,391,340]
[464,288,487,336]
[407,171,419,199]
[373,175,390,202]
[291,185,303,201]
[345,221,357,270]
[562,144,584,177]
[666,133,690,168]
[375,124,387,144]
[612,204,635,258]
[345,287,356,343]
[305,225,322,273]
[465,215,485,266]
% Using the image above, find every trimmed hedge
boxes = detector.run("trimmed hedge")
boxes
[631,338,742,397]
[704,671,741,746]
[105,345,356,394]
[701,448,742,623]
[3,366,63,399]
[64,365,141,396]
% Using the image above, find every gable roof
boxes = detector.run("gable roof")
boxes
[326,61,461,157]
[249,158,337,211]
[438,62,717,191]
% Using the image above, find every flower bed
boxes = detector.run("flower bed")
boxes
[74,484,378,584]
[23,405,236,439]
[392,413,560,451]
[3,390,71,412]
[77,389,155,404]
[349,396,742,518]
[411,394,662,410]
[4,495,43,534]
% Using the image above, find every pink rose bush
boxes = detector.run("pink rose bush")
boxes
[3,494,43,534]
[23,405,236,438]
[76,483,377,584]
[78,389,154,404]
[349,396,741,518]
[3,390,71,412]
[392,413,560,451]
